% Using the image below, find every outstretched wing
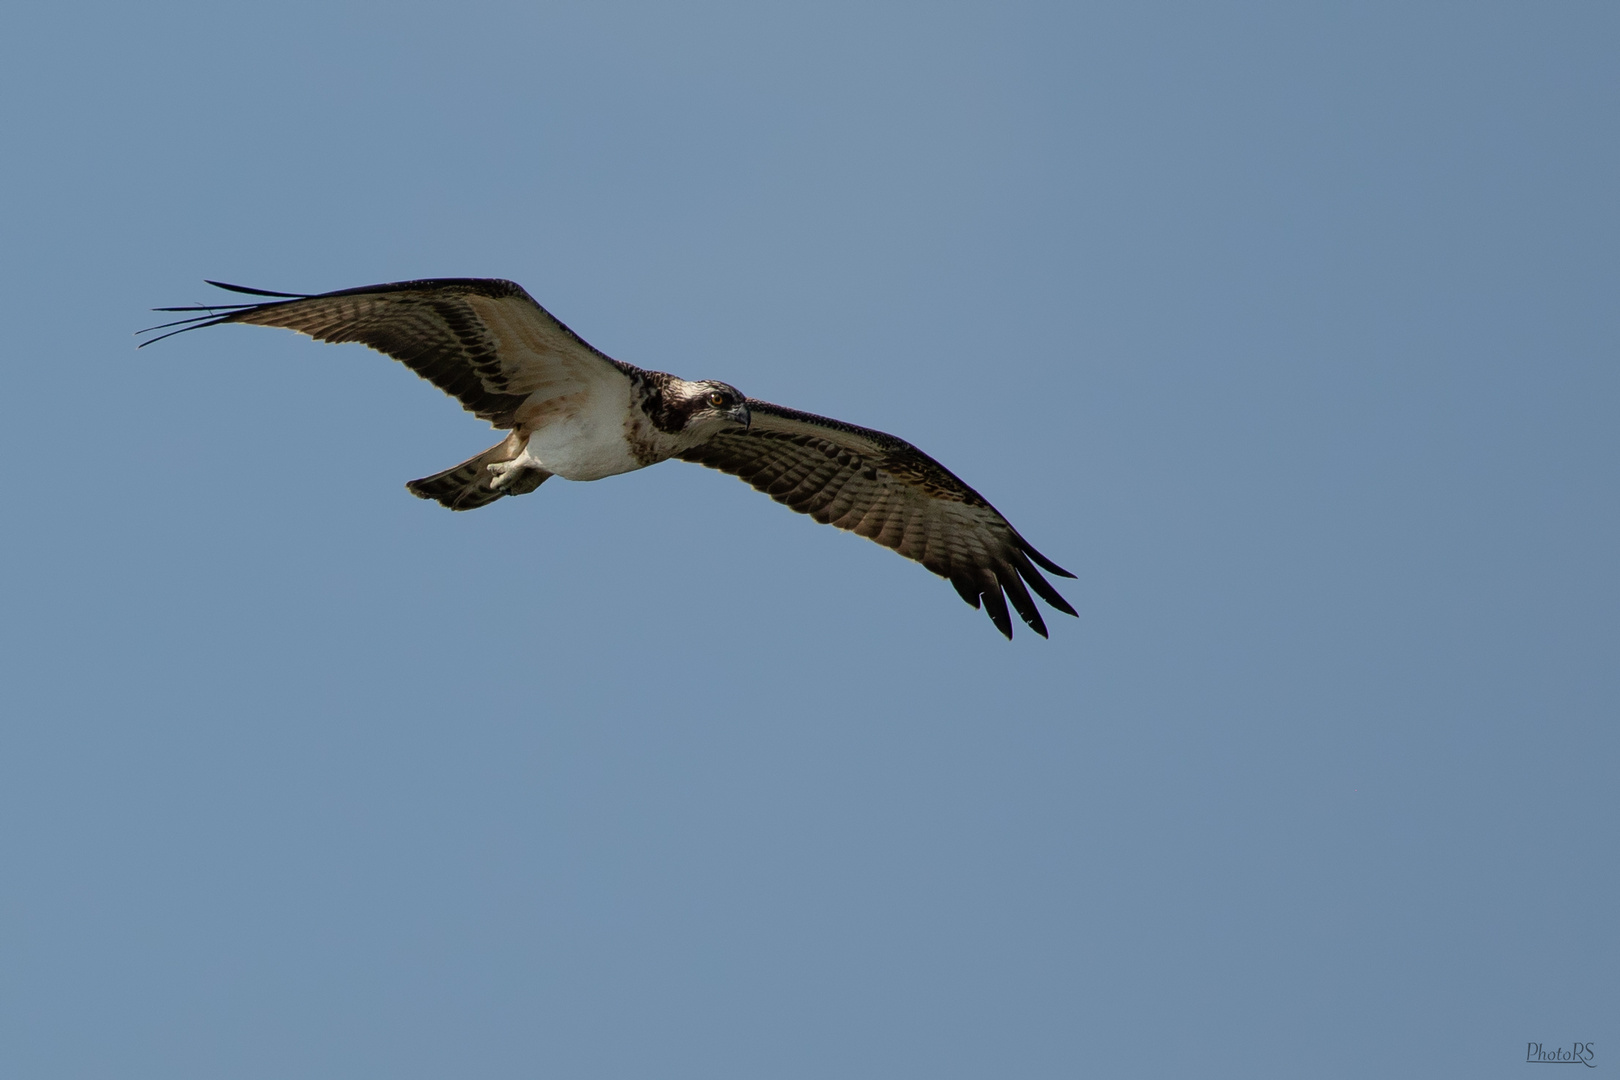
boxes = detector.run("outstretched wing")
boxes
[141,278,637,429]
[677,401,1076,638]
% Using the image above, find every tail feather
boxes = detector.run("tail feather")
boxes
[406,433,549,511]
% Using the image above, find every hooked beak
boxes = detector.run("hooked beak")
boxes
[730,403,751,429]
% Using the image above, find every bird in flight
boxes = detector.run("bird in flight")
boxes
[142,278,1076,638]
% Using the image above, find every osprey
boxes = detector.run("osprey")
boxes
[142,278,1076,638]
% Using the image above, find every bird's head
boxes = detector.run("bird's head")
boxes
[668,379,751,439]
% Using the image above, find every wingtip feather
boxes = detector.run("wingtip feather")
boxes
[135,312,237,347]
[1009,551,1078,620]
[203,280,311,298]
[981,582,1014,639]
[950,575,983,610]
[1000,568,1049,638]
[1019,538,1077,579]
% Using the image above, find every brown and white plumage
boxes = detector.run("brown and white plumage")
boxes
[142,278,1076,638]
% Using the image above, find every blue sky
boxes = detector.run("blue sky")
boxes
[1,3,1615,1077]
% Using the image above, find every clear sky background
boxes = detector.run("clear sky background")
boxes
[1,3,1614,1077]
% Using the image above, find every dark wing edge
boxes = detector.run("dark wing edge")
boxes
[137,278,631,428]
[138,278,535,343]
[679,399,1077,639]
[136,280,317,346]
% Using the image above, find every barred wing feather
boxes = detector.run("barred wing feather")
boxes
[142,278,635,428]
[677,400,1076,638]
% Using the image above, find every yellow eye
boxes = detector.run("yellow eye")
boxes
[708,391,727,408]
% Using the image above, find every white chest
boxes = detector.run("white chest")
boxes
[517,380,650,482]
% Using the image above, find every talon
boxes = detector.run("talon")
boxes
[487,460,524,489]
